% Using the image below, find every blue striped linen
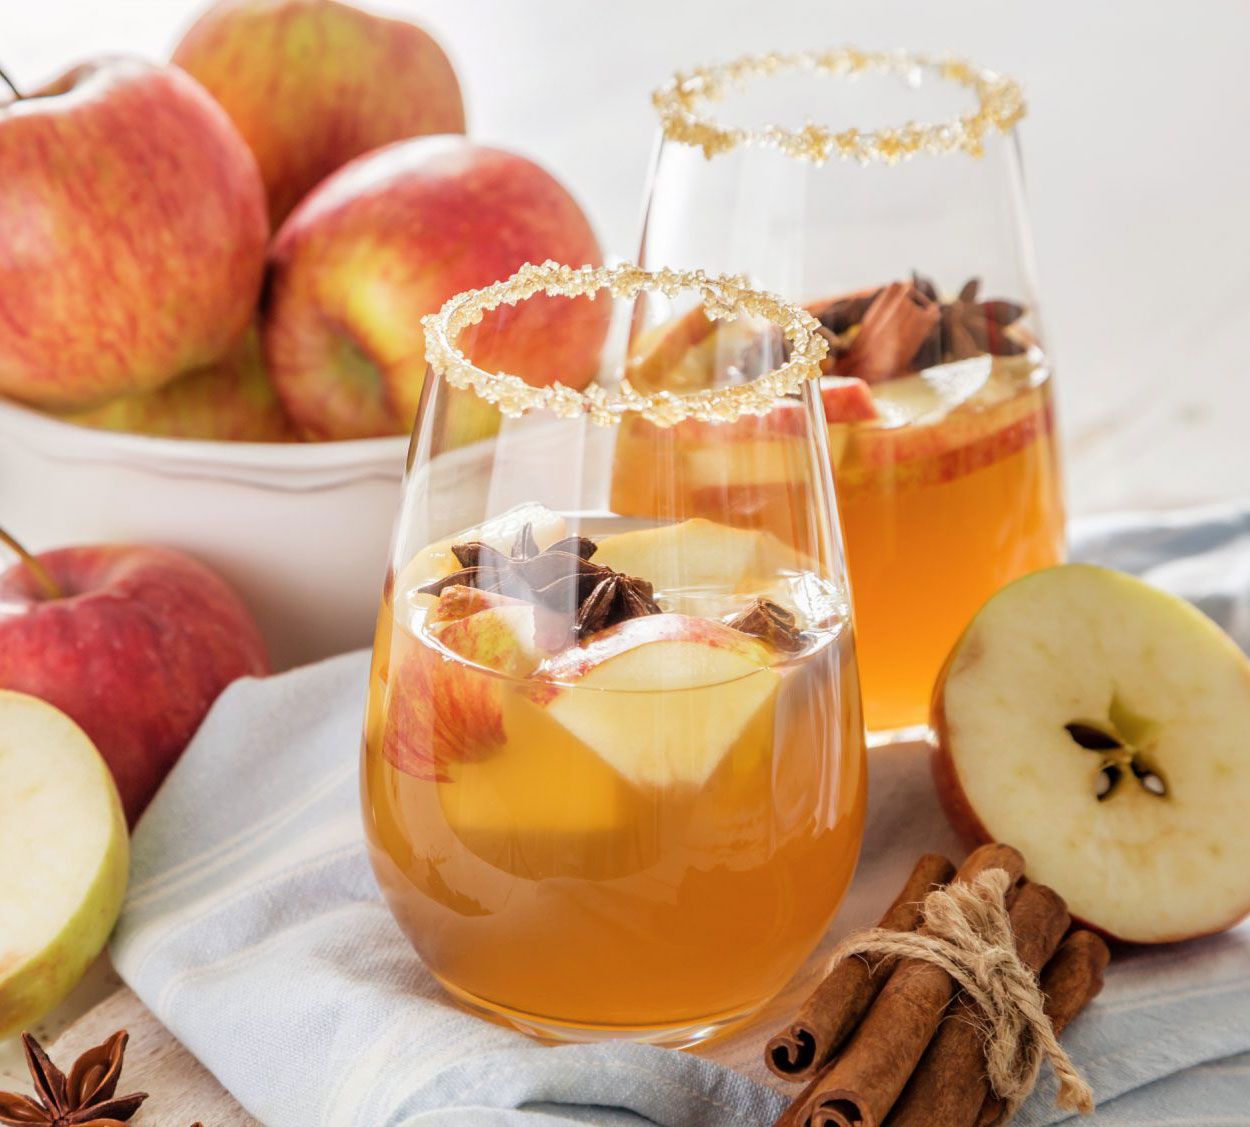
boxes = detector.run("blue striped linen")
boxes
[111,502,1250,1125]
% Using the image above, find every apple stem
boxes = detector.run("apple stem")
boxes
[0,526,62,600]
[0,64,21,102]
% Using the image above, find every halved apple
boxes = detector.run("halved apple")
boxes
[0,691,128,1038]
[933,564,1250,943]
[593,518,802,594]
[532,614,780,788]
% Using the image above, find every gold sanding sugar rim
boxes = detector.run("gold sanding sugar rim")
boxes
[652,47,1026,163]
[420,260,829,428]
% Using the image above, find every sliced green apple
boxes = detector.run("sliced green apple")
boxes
[532,614,780,788]
[933,564,1250,944]
[0,691,128,1039]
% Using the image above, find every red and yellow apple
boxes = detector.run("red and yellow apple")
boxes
[932,564,1250,944]
[0,533,269,823]
[0,58,268,410]
[0,691,129,1037]
[59,326,297,442]
[263,137,608,440]
[173,0,465,226]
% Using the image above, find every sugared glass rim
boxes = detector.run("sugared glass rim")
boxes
[652,47,1025,164]
[420,261,828,428]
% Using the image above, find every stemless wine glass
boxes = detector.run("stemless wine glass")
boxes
[361,261,866,1047]
[628,49,1065,736]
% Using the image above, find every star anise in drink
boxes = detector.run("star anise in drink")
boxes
[908,273,1027,368]
[419,523,660,641]
[795,276,1027,381]
[725,597,805,653]
[0,1030,147,1127]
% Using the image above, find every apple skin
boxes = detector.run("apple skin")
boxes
[173,0,465,226]
[0,545,269,823]
[0,59,268,410]
[59,325,297,442]
[383,606,544,781]
[263,136,608,440]
[533,613,774,693]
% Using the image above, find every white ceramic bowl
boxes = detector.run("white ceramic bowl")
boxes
[0,398,408,670]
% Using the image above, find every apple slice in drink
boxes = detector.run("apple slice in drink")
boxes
[438,691,651,880]
[0,691,128,1038]
[532,614,781,788]
[933,564,1250,944]
[383,601,553,780]
[594,518,803,595]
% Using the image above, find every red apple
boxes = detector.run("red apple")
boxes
[59,325,297,442]
[0,532,269,823]
[263,136,609,440]
[0,59,268,410]
[173,0,465,226]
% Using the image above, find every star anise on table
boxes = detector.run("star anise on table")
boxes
[725,597,805,653]
[908,273,1027,367]
[0,1030,147,1127]
[419,523,661,641]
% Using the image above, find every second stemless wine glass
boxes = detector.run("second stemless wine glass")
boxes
[361,262,866,1047]
[626,49,1066,735]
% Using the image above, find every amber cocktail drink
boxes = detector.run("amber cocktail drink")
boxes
[364,511,864,1042]
[636,50,1066,731]
[361,263,866,1045]
[610,280,1064,731]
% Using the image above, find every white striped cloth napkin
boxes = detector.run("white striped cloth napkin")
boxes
[111,502,1250,1125]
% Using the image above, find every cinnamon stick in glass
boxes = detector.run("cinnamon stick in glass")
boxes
[766,853,957,1081]
[975,929,1110,1127]
[792,843,1026,1127]
[885,881,1071,1126]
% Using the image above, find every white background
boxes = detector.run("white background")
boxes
[5,0,1249,512]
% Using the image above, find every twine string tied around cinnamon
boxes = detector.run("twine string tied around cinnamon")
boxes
[824,868,1095,1118]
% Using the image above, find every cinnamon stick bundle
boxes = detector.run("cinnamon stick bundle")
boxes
[794,844,1026,1127]
[975,930,1110,1127]
[886,882,1071,1126]
[766,854,956,1081]
[768,848,1110,1127]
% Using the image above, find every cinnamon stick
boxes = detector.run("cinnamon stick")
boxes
[791,843,1026,1127]
[766,854,957,1081]
[885,882,1071,1126]
[835,281,939,383]
[974,930,1110,1127]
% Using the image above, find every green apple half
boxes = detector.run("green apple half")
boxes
[933,564,1250,944]
[0,691,128,1037]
